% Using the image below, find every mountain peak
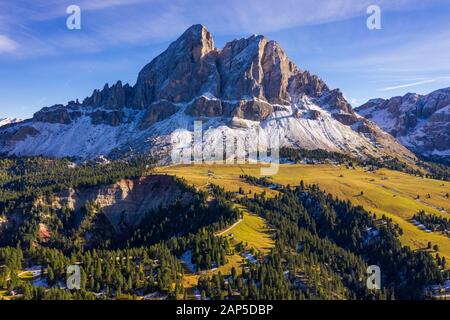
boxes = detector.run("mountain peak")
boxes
[0,26,416,163]
[182,24,209,37]
[357,88,450,162]
[174,24,215,58]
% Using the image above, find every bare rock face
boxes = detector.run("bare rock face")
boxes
[357,88,450,161]
[22,24,333,125]
[307,110,321,120]
[218,36,296,104]
[185,96,223,117]
[132,27,302,120]
[54,175,193,230]
[9,126,40,141]
[332,114,359,126]
[320,89,354,114]
[0,123,40,153]
[33,106,80,124]
[229,116,251,129]
[317,89,360,125]
[90,110,126,127]
[134,27,297,114]
[420,89,450,118]
[82,81,134,109]
[232,100,274,121]
[289,70,329,97]
[134,24,219,107]
[140,101,179,129]
[0,24,417,163]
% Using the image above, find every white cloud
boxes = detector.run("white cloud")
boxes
[377,76,450,92]
[0,0,442,58]
[0,35,18,53]
[378,79,436,91]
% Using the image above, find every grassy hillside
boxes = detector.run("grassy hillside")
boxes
[217,209,274,254]
[156,164,450,263]
[181,206,274,295]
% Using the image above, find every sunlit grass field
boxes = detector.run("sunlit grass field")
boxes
[156,163,450,263]
[181,207,275,293]
[221,210,275,254]
[0,289,9,300]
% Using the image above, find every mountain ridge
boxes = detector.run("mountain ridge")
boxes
[0,118,22,128]
[0,24,414,163]
[357,87,450,163]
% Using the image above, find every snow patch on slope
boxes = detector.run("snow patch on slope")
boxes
[1,95,380,162]
[0,118,21,128]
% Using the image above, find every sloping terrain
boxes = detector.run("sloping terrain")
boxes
[357,88,450,162]
[156,164,450,263]
[0,118,21,128]
[52,174,193,229]
[0,25,413,163]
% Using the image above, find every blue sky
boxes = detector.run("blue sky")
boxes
[1,0,450,119]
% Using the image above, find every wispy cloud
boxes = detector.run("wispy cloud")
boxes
[378,79,437,91]
[0,35,18,53]
[0,0,448,119]
[377,76,450,91]
[0,0,444,58]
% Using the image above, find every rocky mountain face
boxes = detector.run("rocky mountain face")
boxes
[2,174,194,241]
[52,175,193,231]
[0,25,414,162]
[357,88,450,162]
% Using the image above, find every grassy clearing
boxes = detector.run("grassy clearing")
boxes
[156,163,450,263]
[221,208,274,254]
[155,164,278,197]
[18,271,37,280]
[0,289,9,300]
[181,206,275,294]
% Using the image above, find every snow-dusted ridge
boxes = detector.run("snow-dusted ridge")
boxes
[357,88,450,161]
[0,94,407,162]
[0,25,415,163]
[0,117,22,128]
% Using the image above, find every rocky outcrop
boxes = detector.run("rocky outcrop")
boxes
[218,36,296,104]
[8,126,40,141]
[0,24,416,163]
[185,96,223,117]
[333,113,359,126]
[307,110,321,120]
[289,71,329,98]
[357,88,450,161]
[133,26,297,114]
[316,89,359,125]
[34,106,77,124]
[54,175,193,230]
[320,89,354,114]
[134,25,219,107]
[232,100,274,121]
[82,81,134,109]
[18,24,344,124]
[140,101,179,129]
[89,110,126,127]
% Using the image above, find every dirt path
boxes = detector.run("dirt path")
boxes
[216,219,243,236]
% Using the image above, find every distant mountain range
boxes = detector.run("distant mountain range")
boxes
[0,118,21,128]
[357,88,450,163]
[0,25,415,162]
